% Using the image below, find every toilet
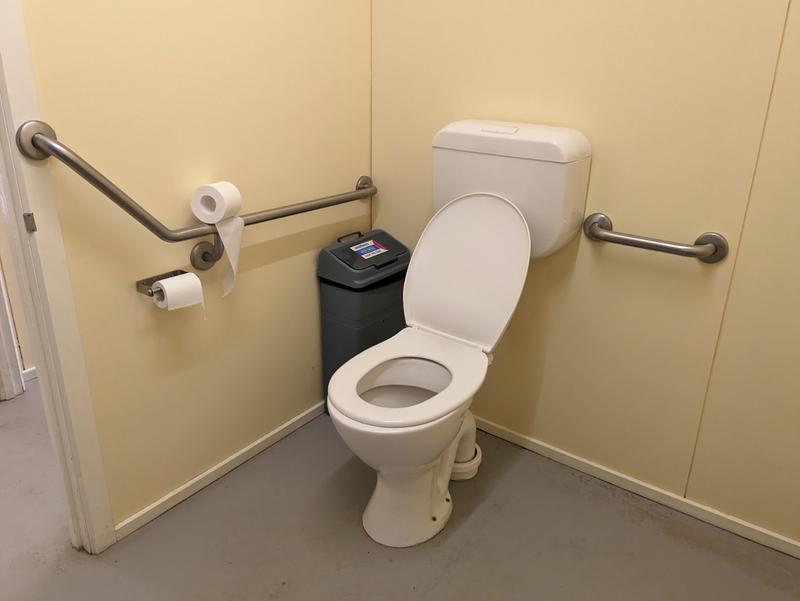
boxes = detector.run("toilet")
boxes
[328,120,591,547]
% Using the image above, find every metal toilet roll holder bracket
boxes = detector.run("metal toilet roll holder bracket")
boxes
[136,270,187,298]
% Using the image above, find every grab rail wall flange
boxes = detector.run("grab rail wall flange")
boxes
[15,120,377,270]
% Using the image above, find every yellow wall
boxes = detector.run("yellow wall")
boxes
[686,4,800,541]
[372,0,788,497]
[21,0,371,523]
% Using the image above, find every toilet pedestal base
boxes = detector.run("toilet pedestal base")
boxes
[362,465,454,547]
[361,411,481,547]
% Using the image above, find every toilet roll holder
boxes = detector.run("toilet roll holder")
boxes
[136,270,187,297]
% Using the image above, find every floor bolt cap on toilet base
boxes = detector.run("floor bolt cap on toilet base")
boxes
[450,444,482,481]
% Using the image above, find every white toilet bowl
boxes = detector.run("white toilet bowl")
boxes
[328,327,488,547]
[327,193,531,547]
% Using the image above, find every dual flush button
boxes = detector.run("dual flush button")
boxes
[480,125,519,135]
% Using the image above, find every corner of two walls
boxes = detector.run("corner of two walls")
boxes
[20,0,372,525]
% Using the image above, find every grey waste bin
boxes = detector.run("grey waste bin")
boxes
[318,230,410,397]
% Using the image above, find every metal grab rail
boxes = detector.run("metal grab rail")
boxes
[583,213,728,264]
[15,120,376,270]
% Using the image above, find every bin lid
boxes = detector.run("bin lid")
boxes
[403,194,530,353]
[318,230,410,289]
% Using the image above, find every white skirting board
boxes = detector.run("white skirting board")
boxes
[22,366,37,382]
[114,401,326,540]
[475,416,800,560]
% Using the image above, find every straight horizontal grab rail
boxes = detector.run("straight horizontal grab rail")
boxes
[582,213,728,264]
[15,120,376,269]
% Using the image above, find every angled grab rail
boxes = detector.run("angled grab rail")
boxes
[15,120,376,270]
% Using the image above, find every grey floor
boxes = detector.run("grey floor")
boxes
[2,384,800,600]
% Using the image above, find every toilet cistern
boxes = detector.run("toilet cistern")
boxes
[327,120,591,547]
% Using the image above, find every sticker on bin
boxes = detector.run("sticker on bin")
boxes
[351,239,388,259]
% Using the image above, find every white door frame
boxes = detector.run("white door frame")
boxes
[0,258,25,399]
[0,0,116,553]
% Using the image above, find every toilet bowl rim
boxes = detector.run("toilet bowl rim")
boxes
[328,399,468,434]
[327,328,488,428]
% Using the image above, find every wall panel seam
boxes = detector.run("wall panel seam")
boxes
[682,0,794,498]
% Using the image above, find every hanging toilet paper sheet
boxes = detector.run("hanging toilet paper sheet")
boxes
[191,181,245,296]
[151,272,204,311]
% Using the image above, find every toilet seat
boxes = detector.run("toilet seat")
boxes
[328,193,530,430]
[403,193,531,353]
[327,328,488,428]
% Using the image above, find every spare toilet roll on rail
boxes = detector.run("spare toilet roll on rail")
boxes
[191,182,245,296]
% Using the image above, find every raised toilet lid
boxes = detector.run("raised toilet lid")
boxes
[403,193,531,353]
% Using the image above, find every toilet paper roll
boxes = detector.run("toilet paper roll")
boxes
[152,272,204,311]
[190,182,242,223]
[191,182,245,297]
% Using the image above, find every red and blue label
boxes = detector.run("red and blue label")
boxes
[350,239,388,259]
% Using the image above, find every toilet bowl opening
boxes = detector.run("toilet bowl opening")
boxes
[356,357,452,409]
